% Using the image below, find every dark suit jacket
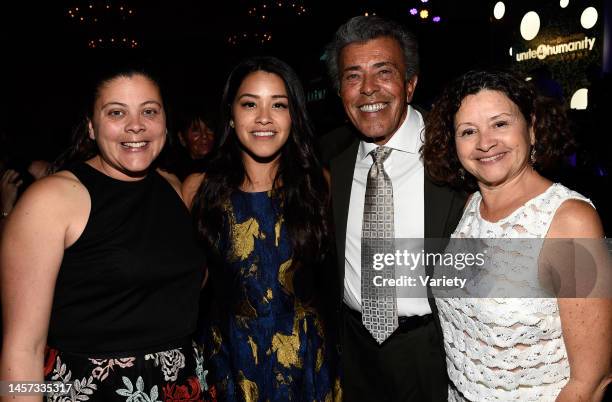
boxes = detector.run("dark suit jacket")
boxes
[319,123,466,346]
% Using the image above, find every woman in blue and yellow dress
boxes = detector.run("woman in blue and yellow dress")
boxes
[183,56,340,402]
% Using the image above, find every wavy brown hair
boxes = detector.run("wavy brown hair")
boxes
[422,70,573,190]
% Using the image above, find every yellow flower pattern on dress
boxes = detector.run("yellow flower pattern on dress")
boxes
[237,370,259,402]
[203,191,339,401]
[246,336,258,365]
[271,313,303,369]
[230,218,261,261]
[274,215,284,247]
[278,258,295,295]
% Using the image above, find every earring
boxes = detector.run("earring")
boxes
[530,147,536,164]
[458,168,465,181]
[229,120,235,128]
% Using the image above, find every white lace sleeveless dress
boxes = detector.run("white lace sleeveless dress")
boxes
[436,183,593,401]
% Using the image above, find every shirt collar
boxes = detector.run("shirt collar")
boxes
[358,105,424,161]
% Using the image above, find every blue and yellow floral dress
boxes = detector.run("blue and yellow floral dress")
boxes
[203,190,339,402]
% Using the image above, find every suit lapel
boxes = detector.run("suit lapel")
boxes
[331,139,360,287]
[424,175,455,238]
[424,176,467,323]
[330,135,465,312]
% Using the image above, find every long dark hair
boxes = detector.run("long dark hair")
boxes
[52,65,164,172]
[192,56,331,307]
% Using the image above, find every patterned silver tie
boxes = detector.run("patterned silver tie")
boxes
[361,146,397,344]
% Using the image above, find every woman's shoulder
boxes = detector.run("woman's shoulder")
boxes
[22,170,88,207]
[545,184,602,238]
[181,172,206,209]
[547,198,602,238]
[543,183,592,205]
[4,170,90,240]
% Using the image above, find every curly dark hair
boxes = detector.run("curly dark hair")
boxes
[324,15,419,91]
[422,70,573,190]
[191,56,331,313]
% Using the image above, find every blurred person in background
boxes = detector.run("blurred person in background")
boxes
[160,103,217,182]
[0,129,50,232]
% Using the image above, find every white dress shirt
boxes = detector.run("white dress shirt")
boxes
[343,105,431,317]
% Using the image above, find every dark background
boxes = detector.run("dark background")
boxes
[1,0,610,232]
[0,0,496,157]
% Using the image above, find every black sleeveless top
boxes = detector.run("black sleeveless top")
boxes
[47,163,205,355]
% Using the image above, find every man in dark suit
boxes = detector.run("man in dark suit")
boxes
[320,16,465,401]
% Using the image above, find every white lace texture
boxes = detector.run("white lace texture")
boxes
[437,183,593,401]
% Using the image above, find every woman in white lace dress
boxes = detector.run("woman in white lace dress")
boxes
[422,70,611,401]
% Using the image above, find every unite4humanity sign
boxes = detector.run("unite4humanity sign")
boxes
[515,36,596,62]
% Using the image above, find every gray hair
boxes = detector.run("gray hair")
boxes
[324,16,419,91]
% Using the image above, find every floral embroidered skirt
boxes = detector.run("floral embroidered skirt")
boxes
[44,341,216,402]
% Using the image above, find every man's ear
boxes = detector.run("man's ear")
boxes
[406,75,418,103]
[87,120,95,140]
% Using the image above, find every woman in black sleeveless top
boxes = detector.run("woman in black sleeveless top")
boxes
[0,67,211,401]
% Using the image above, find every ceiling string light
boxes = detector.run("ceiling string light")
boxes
[67,3,134,24]
[227,1,308,46]
[245,1,308,21]
[227,32,273,46]
[66,2,141,48]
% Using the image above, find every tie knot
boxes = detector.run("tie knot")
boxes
[371,146,392,165]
